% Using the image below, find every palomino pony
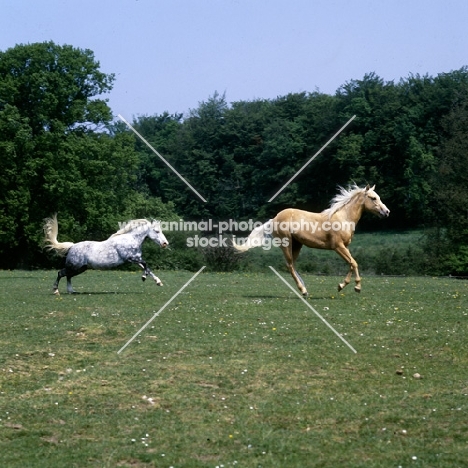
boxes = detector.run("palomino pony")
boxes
[233,185,390,296]
[44,215,168,294]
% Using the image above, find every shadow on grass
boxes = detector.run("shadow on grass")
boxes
[0,276,37,280]
[51,291,146,296]
[241,293,330,300]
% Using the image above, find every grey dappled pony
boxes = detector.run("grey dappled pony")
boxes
[44,215,168,294]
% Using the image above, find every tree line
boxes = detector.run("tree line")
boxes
[1,42,467,273]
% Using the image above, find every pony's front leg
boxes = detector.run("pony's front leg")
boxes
[137,261,163,286]
[148,270,163,286]
[353,260,362,292]
[335,246,361,293]
[138,262,147,281]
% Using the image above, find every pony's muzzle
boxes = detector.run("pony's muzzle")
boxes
[379,205,390,218]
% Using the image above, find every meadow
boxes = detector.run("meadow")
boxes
[0,268,467,467]
[233,229,427,276]
[159,229,431,276]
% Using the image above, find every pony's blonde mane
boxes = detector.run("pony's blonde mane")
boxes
[109,219,151,238]
[322,184,366,218]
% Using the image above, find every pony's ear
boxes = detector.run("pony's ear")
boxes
[365,184,370,191]
[370,184,376,191]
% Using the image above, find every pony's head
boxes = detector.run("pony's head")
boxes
[148,220,169,248]
[362,185,390,218]
[111,219,169,248]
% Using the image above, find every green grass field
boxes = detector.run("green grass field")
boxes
[1,268,467,467]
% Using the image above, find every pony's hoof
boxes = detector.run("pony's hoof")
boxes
[354,286,361,293]
[53,289,60,296]
[154,279,163,286]
[302,291,308,297]
[338,283,345,291]
[141,276,146,282]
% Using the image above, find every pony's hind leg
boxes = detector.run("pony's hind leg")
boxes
[65,265,88,294]
[66,277,76,294]
[292,240,308,296]
[52,265,87,294]
[281,239,308,296]
[53,268,67,295]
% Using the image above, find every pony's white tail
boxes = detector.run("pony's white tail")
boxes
[43,214,74,256]
[232,220,273,252]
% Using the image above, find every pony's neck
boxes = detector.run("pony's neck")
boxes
[343,193,365,223]
[131,224,151,245]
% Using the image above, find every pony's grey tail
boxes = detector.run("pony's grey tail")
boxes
[43,214,74,256]
[232,220,273,252]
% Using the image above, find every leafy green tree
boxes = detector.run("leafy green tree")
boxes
[0,42,174,268]
[0,41,114,134]
[335,74,405,227]
[168,92,232,219]
[429,97,468,274]
[129,113,183,200]
[0,105,34,259]
[333,70,468,228]
[216,98,271,218]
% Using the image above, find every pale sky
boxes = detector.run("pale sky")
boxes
[1,0,467,120]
